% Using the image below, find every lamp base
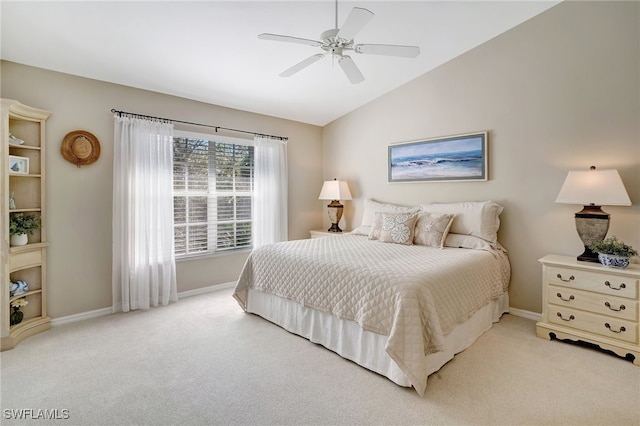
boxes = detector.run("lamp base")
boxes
[327,223,342,233]
[575,205,609,263]
[327,200,344,233]
[577,248,600,263]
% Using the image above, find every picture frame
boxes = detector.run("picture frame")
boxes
[388,131,488,183]
[8,155,29,175]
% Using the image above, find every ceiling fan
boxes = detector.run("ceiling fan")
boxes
[258,1,420,84]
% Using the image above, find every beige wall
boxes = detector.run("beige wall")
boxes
[2,1,638,319]
[1,62,323,318]
[322,1,640,313]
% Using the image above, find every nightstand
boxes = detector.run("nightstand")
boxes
[309,229,350,239]
[537,254,640,365]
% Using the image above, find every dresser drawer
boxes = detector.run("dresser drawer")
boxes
[548,284,638,321]
[548,266,638,299]
[9,249,43,272]
[549,307,638,344]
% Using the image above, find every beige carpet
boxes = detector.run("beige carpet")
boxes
[1,287,638,426]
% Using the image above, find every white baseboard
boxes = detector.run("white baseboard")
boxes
[51,306,114,326]
[508,307,541,321]
[52,284,542,326]
[51,282,236,326]
[178,281,235,298]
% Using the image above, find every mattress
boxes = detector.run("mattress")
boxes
[234,234,511,395]
[247,288,509,389]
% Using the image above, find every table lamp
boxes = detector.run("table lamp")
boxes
[318,178,352,232]
[555,166,631,262]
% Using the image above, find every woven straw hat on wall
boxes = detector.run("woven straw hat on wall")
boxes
[61,130,101,167]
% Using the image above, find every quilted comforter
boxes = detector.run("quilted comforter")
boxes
[233,234,510,395]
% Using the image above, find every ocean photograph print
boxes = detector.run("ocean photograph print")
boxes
[388,132,487,183]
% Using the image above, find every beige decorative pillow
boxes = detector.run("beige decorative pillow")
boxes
[413,212,455,248]
[372,212,418,245]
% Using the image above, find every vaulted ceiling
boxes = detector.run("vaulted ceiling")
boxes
[1,1,559,126]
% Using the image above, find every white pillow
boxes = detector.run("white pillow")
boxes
[420,201,503,244]
[360,199,420,228]
[369,212,418,245]
[350,226,371,236]
[368,212,384,240]
[413,212,455,248]
[444,234,496,252]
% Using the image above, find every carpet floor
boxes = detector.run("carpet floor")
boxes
[1,287,639,425]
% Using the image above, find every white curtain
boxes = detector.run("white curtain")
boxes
[253,135,288,248]
[112,115,178,312]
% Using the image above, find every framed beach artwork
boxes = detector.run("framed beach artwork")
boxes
[388,131,488,183]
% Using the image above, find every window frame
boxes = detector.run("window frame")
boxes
[173,130,254,260]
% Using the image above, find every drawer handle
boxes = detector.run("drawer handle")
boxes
[604,281,626,291]
[605,323,626,333]
[556,293,574,302]
[604,302,626,312]
[556,312,575,321]
[556,273,575,283]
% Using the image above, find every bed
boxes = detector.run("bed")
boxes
[233,200,511,396]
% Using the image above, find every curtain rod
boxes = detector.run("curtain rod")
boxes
[110,108,288,141]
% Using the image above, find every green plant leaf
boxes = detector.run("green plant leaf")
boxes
[589,236,637,258]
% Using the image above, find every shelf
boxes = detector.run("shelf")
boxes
[8,316,50,335]
[9,289,42,304]
[9,208,41,213]
[9,242,48,254]
[8,173,42,178]
[8,144,41,151]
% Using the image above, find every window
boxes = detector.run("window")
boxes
[173,131,254,258]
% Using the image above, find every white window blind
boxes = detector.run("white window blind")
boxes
[173,132,253,258]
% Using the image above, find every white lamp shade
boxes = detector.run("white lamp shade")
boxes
[555,169,631,206]
[319,180,352,201]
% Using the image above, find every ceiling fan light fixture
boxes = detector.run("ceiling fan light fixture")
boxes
[258,2,420,84]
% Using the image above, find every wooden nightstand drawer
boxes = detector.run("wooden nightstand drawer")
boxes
[549,307,638,344]
[548,266,638,299]
[549,284,638,321]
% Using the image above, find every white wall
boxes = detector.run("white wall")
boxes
[322,1,640,313]
[1,62,323,317]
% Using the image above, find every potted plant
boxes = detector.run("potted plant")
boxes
[589,236,637,269]
[10,298,28,326]
[9,213,41,246]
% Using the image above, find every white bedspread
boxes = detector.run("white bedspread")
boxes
[233,235,510,395]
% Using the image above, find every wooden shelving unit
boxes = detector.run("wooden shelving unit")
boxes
[1,99,51,351]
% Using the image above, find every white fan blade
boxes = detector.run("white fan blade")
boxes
[338,55,364,84]
[337,7,374,41]
[258,33,322,47]
[355,44,421,58]
[279,54,325,77]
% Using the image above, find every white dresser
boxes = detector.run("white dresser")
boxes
[536,254,639,365]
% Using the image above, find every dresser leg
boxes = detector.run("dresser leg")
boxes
[535,324,552,340]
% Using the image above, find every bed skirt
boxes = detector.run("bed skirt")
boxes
[246,288,510,389]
